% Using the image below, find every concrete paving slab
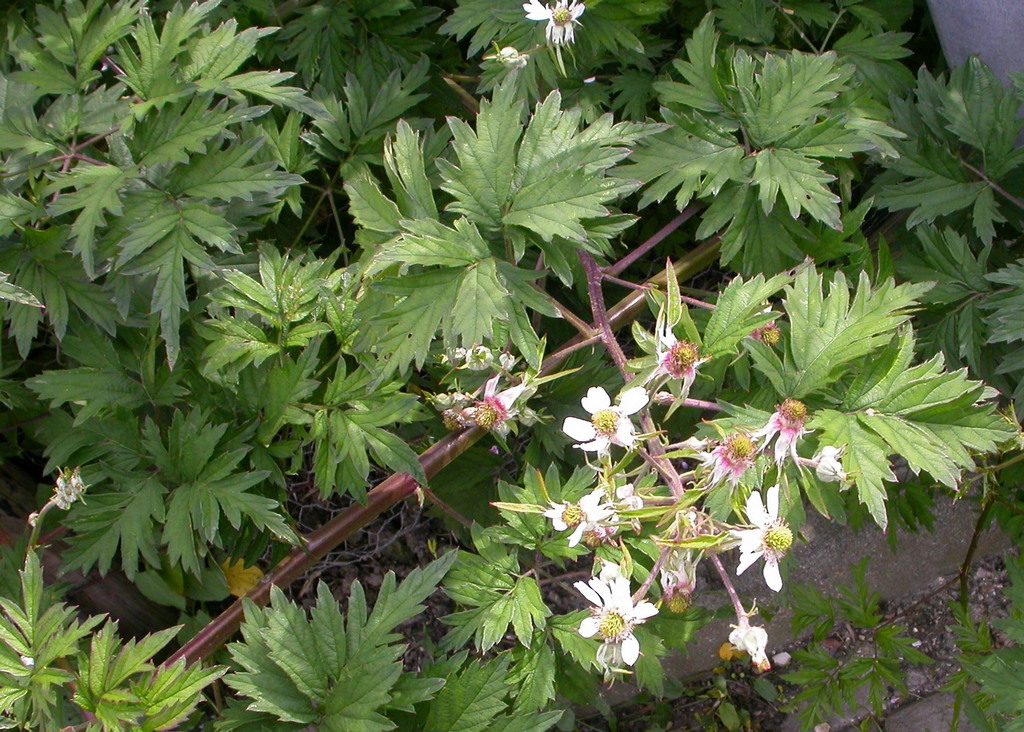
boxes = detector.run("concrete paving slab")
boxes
[883,692,978,732]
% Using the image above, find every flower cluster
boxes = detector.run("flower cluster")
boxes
[54,467,87,510]
[700,400,847,492]
[446,345,516,372]
[545,366,846,671]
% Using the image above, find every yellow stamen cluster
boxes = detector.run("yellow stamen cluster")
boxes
[664,588,692,614]
[561,504,584,528]
[551,6,571,23]
[780,398,807,423]
[591,409,619,436]
[726,434,756,460]
[759,324,781,346]
[598,611,627,641]
[665,340,700,378]
[473,401,502,430]
[764,523,793,553]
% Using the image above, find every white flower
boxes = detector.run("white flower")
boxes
[562,386,649,455]
[649,323,706,392]
[813,445,846,483]
[733,485,792,592]
[729,615,770,672]
[700,433,758,486]
[523,0,585,45]
[574,572,657,669]
[753,398,810,465]
[463,375,526,433]
[660,549,698,613]
[543,487,614,547]
[19,655,34,669]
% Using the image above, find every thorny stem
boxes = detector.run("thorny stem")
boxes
[579,251,630,378]
[601,272,653,292]
[632,545,672,604]
[418,483,473,529]
[680,293,715,310]
[991,449,1024,473]
[772,0,819,53]
[960,156,1024,212]
[637,447,682,491]
[169,426,487,666]
[26,501,56,551]
[170,238,722,666]
[607,206,701,277]
[538,287,594,337]
[652,393,723,412]
[709,552,746,621]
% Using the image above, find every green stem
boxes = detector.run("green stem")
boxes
[959,494,995,609]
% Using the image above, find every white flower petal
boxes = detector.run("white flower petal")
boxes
[765,484,780,522]
[632,601,659,621]
[620,634,640,665]
[736,549,762,576]
[581,386,610,414]
[578,616,600,638]
[607,576,634,609]
[578,437,609,453]
[617,387,649,415]
[543,504,564,523]
[579,488,606,511]
[574,580,604,607]
[562,417,597,441]
[734,528,763,554]
[498,384,527,410]
[763,557,783,592]
[567,524,586,547]
[598,562,622,582]
[570,2,585,19]
[589,577,614,605]
[614,419,636,447]
[745,490,768,528]
[523,0,551,20]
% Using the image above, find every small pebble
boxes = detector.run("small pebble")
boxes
[772,651,792,667]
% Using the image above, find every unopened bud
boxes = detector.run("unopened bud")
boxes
[814,446,846,483]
